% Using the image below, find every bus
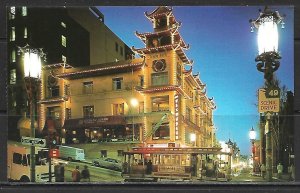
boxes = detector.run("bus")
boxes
[122,146,232,182]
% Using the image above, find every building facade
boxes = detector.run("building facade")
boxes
[7,6,134,140]
[39,7,216,152]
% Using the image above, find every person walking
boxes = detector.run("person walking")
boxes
[72,166,81,182]
[260,164,266,179]
[277,163,283,179]
[55,163,65,182]
[288,164,295,181]
[81,165,90,182]
[146,160,153,174]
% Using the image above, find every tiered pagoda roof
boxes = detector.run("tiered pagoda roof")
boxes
[133,6,193,65]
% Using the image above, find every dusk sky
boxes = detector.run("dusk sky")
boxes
[98,6,294,155]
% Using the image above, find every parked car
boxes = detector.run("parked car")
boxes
[92,158,122,171]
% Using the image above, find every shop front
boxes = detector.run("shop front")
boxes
[63,116,141,144]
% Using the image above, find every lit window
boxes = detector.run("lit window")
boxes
[24,27,27,38]
[61,35,66,47]
[72,131,76,134]
[62,55,67,63]
[22,6,27,16]
[61,22,66,28]
[83,106,94,118]
[112,103,124,115]
[112,77,123,90]
[64,84,70,96]
[83,81,93,94]
[139,102,144,113]
[10,69,16,84]
[153,123,170,140]
[152,96,169,112]
[10,27,15,41]
[11,49,16,62]
[9,7,15,20]
[10,7,16,14]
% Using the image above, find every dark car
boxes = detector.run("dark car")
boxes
[92,158,122,171]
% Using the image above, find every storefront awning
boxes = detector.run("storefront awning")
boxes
[63,116,126,129]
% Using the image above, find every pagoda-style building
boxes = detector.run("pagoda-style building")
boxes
[133,6,216,147]
[38,7,217,158]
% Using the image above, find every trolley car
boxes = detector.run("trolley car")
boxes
[122,146,232,182]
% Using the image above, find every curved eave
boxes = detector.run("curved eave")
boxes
[145,6,173,19]
[56,62,144,80]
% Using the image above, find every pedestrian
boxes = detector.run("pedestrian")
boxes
[277,163,283,179]
[81,165,90,182]
[55,163,65,182]
[72,165,81,182]
[146,159,153,174]
[260,164,266,179]
[288,164,295,181]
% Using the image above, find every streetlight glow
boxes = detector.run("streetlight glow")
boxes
[249,127,256,140]
[257,17,279,55]
[130,98,139,107]
[190,133,196,142]
[24,52,42,78]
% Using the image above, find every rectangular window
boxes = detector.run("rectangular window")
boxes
[66,108,71,120]
[22,6,27,16]
[139,75,144,87]
[83,106,94,118]
[186,107,192,122]
[64,84,70,96]
[151,72,168,86]
[120,46,123,56]
[152,96,169,112]
[61,22,66,28]
[153,123,170,140]
[11,49,16,62]
[47,106,61,120]
[83,81,93,94]
[100,150,107,158]
[9,7,15,19]
[62,55,67,63]
[10,69,16,84]
[61,35,66,47]
[72,130,76,135]
[24,27,27,38]
[117,150,124,157]
[115,42,118,52]
[10,27,15,41]
[13,153,22,164]
[112,77,123,90]
[139,102,144,114]
[112,103,124,115]
[49,86,60,97]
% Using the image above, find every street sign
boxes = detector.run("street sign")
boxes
[265,87,280,98]
[258,89,280,113]
[21,136,46,147]
[50,149,59,158]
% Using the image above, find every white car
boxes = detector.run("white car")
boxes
[92,158,122,171]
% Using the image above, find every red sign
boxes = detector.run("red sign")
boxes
[50,149,59,158]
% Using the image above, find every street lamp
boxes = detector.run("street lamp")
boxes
[18,44,46,182]
[250,6,284,181]
[249,127,256,173]
[190,133,196,147]
[130,98,138,142]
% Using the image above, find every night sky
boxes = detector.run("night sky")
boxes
[97,6,294,155]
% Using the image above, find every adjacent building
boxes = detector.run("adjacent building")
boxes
[7,6,134,140]
[39,7,217,157]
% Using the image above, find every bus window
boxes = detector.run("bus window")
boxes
[22,154,28,166]
[13,153,22,164]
